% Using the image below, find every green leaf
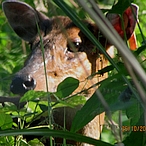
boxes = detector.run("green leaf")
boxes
[28,138,44,146]
[0,113,13,130]
[126,98,143,126]
[71,77,135,133]
[20,90,49,102]
[71,92,104,132]
[110,0,133,14]
[123,131,145,146]
[53,95,86,109]
[55,77,79,98]
[19,139,29,146]
[67,95,86,106]
[0,136,14,146]
[0,128,112,146]
[39,104,48,112]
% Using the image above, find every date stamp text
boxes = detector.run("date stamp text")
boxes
[122,126,146,132]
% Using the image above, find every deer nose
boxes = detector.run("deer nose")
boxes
[10,74,36,95]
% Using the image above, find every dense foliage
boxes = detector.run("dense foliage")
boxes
[0,0,146,145]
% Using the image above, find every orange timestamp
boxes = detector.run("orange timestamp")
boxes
[122,126,146,132]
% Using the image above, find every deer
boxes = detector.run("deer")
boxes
[2,0,138,145]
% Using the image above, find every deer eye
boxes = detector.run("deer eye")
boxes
[67,38,82,52]
[73,41,81,50]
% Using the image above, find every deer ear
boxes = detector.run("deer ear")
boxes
[106,4,138,40]
[2,1,50,42]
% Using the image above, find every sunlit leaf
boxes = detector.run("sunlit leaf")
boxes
[20,90,49,102]
[0,113,13,130]
[28,138,44,146]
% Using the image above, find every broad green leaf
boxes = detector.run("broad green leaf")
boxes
[20,90,49,102]
[123,131,145,146]
[71,92,104,132]
[71,77,136,133]
[109,0,133,14]
[0,113,13,130]
[53,95,86,109]
[66,95,86,106]
[55,77,79,98]
[126,98,143,126]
